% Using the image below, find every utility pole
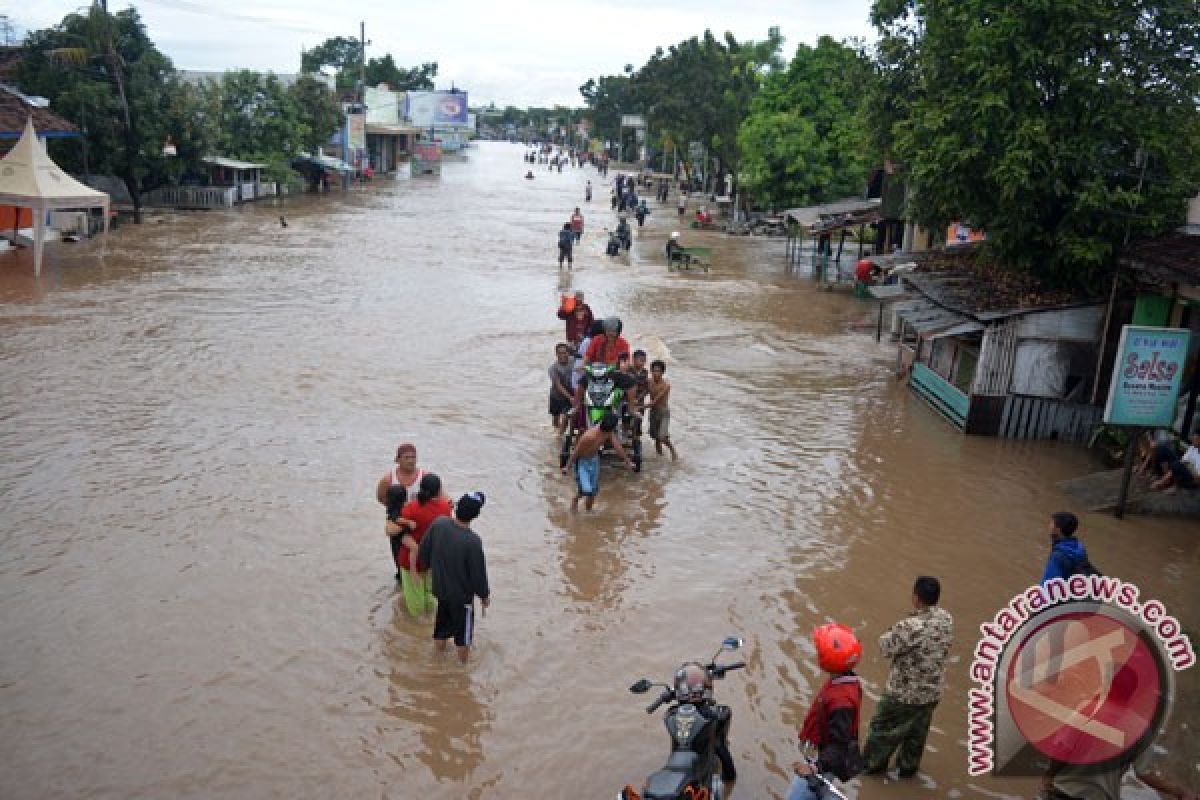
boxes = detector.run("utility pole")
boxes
[359,21,367,104]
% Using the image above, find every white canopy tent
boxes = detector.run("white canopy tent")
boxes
[0,117,110,276]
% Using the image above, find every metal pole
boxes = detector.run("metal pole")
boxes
[1114,426,1140,519]
[359,21,367,103]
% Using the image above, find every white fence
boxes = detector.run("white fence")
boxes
[143,186,237,209]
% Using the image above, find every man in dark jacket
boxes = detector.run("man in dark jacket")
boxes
[558,223,574,269]
[417,492,491,663]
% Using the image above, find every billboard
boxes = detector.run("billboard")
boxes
[346,113,366,150]
[1103,325,1191,426]
[405,91,469,127]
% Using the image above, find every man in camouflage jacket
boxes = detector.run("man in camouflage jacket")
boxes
[863,575,954,777]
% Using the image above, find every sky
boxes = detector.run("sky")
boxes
[14,0,878,108]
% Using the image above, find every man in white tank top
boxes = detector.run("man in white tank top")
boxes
[375,442,424,506]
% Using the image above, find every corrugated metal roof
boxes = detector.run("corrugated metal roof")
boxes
[201,156,267,170]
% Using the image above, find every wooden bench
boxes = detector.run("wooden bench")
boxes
[910,362,968,430]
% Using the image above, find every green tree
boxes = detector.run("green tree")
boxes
[365,54,438,90]
[579,70,634,146]
[619,29,783,195]
[18,5,181,221]
[290,74,342,153]
[873,0,1200,286]
[301,36,361,89]
[738,36,872,209]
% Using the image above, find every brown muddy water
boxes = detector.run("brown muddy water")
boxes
[1,142,1197,799]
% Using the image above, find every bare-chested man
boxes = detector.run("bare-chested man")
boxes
[561,413,633,512]
[645,360,678,461]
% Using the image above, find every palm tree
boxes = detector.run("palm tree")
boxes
[48,2,143,221]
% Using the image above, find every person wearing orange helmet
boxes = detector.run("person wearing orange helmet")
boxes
[787,622,864,800]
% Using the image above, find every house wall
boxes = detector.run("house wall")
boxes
[1014,305,1105,341]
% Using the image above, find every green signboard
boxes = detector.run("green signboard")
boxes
[1103,325,1191,427]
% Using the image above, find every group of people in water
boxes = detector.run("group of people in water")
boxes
[375,445,490,663]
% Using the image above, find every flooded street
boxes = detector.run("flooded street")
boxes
[1,142,1197,799]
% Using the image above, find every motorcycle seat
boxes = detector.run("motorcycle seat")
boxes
[665,751,699,772]
[643,768,689,800]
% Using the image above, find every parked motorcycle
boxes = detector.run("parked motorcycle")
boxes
[617,637,745,800]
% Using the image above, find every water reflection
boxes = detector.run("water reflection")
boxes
[381,598,492,782]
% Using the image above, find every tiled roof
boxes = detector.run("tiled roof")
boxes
[1119,231,1200,287]
[0,84,78,137]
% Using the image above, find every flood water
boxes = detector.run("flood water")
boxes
[1,142,1197,800]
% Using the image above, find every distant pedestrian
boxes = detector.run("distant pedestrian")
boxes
[610,189,618,211]
[585,180,593,203]
[677,192,687,217]
[417,492,490,663]
[558,222,574,269]
[570,207,584,243]
[862,576,953,779]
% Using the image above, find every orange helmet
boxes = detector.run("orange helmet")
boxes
[813,622,862,674]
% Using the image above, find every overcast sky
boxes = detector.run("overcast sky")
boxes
[15,0,878,108]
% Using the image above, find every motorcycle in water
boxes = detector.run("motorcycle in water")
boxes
[617,637,745,800]
[617,219,632,251]
[559,362,641,471]
[606,230,623,257]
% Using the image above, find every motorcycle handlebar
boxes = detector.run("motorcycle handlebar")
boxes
[646,690,672,714]
[712,662,745,678]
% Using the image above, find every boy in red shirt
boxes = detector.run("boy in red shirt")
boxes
[788,623,864,800]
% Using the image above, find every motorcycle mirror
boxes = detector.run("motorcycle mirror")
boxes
[722,636,743,651]
[629,679,653,694]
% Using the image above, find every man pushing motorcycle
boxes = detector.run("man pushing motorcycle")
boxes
[562,413,634,512]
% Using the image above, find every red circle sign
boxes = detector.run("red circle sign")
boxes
[1005,611,1163,765]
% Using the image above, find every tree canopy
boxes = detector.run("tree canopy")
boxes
[738,36,872,209]
[301,37,438,91]
[872,0,1200,286]
[580,29,784,194]
[18,7,344,208]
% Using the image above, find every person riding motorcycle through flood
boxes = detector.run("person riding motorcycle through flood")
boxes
[677,663,738,784]
[583,317,630,365]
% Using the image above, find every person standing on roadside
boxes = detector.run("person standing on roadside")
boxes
[417,492,490,663]
[862,576,953,779]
